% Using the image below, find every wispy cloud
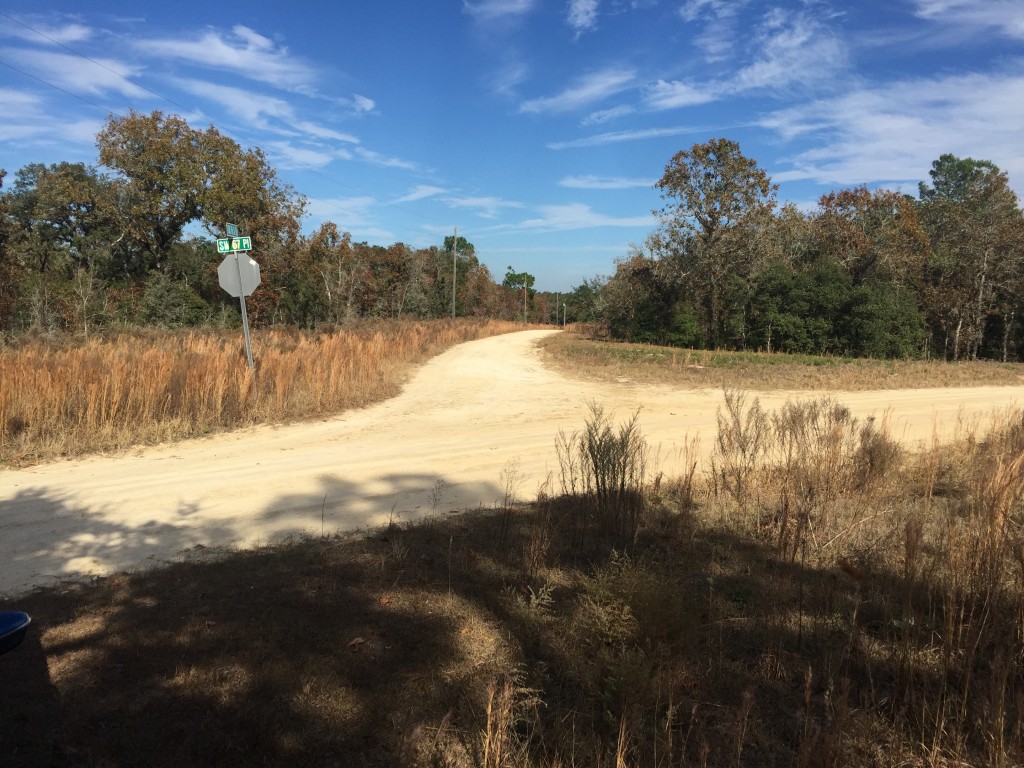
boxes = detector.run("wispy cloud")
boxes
[134,25,317,92]
[352,94,375,113]
[568,0,600,36]
[644,79,715,109]
[733,9,847,92]
[517,203,652,230]
[582,105,636,125]
[912,0,1024,39]
[645,8,846,113]
[172,78,360,145]
[487,60,530,97]
[463,0,536,22]
[520,68,635,114]
[0,47,148,98]
[394,185,446,203]
[265,141,347,170]
[0,18,94,45]
[559,175,655,189]
[547,125,711,149]
[445,195,524,219]
[679,0,752,62]
[762,69,1024,190]
[305,195,395,241]
[353,147,422,171]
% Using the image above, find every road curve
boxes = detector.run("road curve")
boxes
[1,330,1020,596]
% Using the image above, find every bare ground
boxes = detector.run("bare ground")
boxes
[1,329,1020,597]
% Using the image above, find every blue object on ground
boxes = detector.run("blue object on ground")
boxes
[0,611,31,655]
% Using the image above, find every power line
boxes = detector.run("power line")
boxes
[0,12,193,114]
[0,57,109,113]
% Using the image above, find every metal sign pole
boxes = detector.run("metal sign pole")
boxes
[234,252,255,369]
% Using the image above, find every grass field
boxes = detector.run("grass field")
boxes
[4,383,1024,766]
[539,333,1024,391]
[0,318,530,467]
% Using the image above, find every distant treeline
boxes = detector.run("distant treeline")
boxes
[1,113,1022,360]
[569,140,1024,361]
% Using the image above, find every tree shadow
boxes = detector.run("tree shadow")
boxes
[0,471,506,767]
[2,478,1016,767]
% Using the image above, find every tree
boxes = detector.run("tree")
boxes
[8,161,118,275]
[0,169,26,330]
[812,186,930,288]
[917,154,1024,359]
[96,110,304,275]
[654,138,777,348]
[503,266,536,323]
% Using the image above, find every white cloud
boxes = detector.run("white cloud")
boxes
[394,185,446,203]
[463,0,536,22]
[762,70,1024,191]
[568,0,600,35]
[1,47,148,98]
[678,0,751,62]
[518,203,652,230]
[0,20,93,45]
[559,175,655,189]
[912,0,1024,39]
[353,147,421,171]
[520,68,635,113]
[445,195,524,219]
[134,25,317,92]
[644,79,716,109]
[547,125,709,149]
[265,142,343,170]
[352,94,375,113]
[732,9,847,92]
[172,78,360,143]
[582,105,636,125]
[487,60,530,97]
[305,195,395,241]
[292,120,360,144]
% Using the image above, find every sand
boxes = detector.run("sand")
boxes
[1,329,1020,597]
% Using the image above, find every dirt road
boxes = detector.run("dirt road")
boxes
[1,330,1020,597]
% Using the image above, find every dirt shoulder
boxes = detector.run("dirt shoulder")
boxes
[1,329,1020,596]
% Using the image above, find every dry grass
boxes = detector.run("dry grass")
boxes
[5,397,1024,766]
[0,318,527,466]
[539,332,1024,391]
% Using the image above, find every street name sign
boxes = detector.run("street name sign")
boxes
[216,236,252,253]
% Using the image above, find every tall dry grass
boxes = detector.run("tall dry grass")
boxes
[703,393,1024,766]
[0,318,526,465]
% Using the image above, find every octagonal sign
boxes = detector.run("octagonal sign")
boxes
[218,254,261,298]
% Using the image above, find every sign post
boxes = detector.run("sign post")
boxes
[217,227,260,370]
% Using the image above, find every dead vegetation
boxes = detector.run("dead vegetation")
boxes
[0,318,527,466]
[4,393,1024,767]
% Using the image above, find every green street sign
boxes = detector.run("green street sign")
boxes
[216,236,252,253]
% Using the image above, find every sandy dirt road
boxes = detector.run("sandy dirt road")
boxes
[1,330,1021,597]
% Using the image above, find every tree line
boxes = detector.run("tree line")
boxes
[581,139,1024,361]
[2,111,1021,361]
[0,110,540,336]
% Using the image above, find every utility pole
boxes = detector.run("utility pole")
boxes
[452,226,457,319]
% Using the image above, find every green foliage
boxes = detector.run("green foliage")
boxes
[502,266,535,293]
[140,271,212,328]
[841,283,927,359]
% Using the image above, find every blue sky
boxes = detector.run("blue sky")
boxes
[1,2,1022,291]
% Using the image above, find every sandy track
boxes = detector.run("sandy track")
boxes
[1,330,1021,597]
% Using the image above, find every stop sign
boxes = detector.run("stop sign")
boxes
[218,254,261,298]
